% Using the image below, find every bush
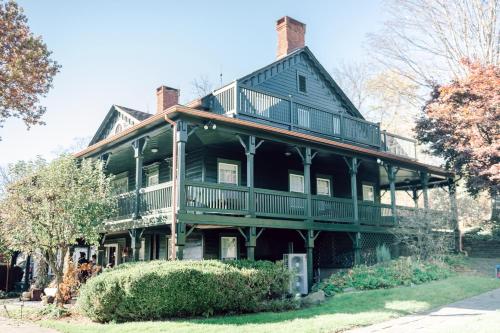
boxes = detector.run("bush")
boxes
[78,260,291,322]
[312,257,453,296]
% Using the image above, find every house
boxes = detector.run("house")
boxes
[75,16,458,287]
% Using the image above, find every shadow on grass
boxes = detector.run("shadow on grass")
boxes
[183,275,500,326]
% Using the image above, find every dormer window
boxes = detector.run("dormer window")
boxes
[298,74,307,93]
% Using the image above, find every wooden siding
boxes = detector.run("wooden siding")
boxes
[240,53,350,117]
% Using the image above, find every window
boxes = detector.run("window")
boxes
[297,107,310,128]
[147,172,159,186]
[316,177,331,196]
[220,236,237,260]
[112,175,128,194]
[289,173,305,193]
[114,123,123,134]
[362,184,375,202]
[218,162,239,185]
[298,74,307,93]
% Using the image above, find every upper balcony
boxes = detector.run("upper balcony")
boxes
[207,82,417,160]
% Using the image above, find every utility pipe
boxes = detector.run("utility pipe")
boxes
[164,115,178,260]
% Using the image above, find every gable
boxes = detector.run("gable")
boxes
[89,105,150,145]
[238,48,363,119]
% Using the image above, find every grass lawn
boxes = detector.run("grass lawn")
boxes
[40,274,500,333]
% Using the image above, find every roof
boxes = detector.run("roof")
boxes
[237,47,365,119]
[115,105,151,121]
[75,105,453,178]
[88,105,152,146]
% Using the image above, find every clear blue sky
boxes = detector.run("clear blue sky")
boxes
[0,0,386,167]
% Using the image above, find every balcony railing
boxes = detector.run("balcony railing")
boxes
[211,83,417,159]
[112,182,173,220]
[109,181,448,227]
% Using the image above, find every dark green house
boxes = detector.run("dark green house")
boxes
[76,16,457,287]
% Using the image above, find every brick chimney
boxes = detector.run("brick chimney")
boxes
[156,86,179,113]
[276,16,306,59]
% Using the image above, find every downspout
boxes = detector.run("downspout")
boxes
[164,115,177,260]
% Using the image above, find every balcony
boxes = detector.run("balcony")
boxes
[110,181,448,228]
[210,83,417,160]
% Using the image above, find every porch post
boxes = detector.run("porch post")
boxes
[350,157,359,224]
[246,136,256,217]
[304,147,312,221]
[412,188,419,208]
[132,138,147,219]
[353,232,361,266]
[388,165,398,224]
[129,228,143,261]
[246,226,257,260]
[420,172,430,210]
[306,229,315,290]
[175,222,186,260]
[176,121,188,214]
[448,178,461,252]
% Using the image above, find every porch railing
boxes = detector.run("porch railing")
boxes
[255,188,307,219]
[109,181,449,227]
[111,182,173,220]
[185,181,249,214]
[139,182,173,215]
[212,83,419,159]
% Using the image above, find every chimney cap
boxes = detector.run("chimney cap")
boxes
[276,16,306,29]
[156,85,179,93]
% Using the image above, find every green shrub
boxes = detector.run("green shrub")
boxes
[37,304,70,319]
[78,260,291,322]
[376,244,391,263]
[312,257,453,296]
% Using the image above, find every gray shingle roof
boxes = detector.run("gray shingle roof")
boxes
[114,105,152,121]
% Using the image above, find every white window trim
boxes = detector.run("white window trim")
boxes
[217,159,240,185]
[362,183,375,202]
[316,177,332,196]
[289,172,305,193]
[220,236,238,260]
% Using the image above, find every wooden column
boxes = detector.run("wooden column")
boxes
[303,147,312,221]
[132,138,147,219]
[129,228,143,262]
[350,157,359,224]
[412,188,419,208]
[175,222,186,260]
[305,229,315,290]
[246,226,257,260]
[388,165,398,224]
[448,179,461,252]
[420,172,430,210]
[245,136,256,217]
[353,232,361,266]
[176,121,188,215]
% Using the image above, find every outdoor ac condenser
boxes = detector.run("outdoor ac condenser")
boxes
[283,253,308,295]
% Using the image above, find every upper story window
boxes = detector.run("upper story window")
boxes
[114,124,123,135]
[145,163,160,187]
[112,173,129,195]
[218,161,239,185]
[298,74,307,93]
[362,184,375,202]
[316,177,331,196]
[289,173,305,193]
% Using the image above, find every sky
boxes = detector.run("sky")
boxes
[0,0,386,167]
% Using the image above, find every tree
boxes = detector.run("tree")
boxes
[0,155,115,303]
[191,74,213,98]
[368,0,499,90]
[0,0,60,135]
[415,61,500,197]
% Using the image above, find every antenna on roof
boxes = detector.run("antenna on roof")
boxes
[219,65,223,87]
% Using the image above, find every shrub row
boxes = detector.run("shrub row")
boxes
[313,257,453,296]
[78,260,292,322]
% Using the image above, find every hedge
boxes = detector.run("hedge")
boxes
[313,257,453,296]
[77,260,292,322]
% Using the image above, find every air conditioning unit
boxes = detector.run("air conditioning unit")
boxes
[284,253,308,295]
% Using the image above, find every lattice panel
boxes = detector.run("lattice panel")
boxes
[360,233,398,266]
